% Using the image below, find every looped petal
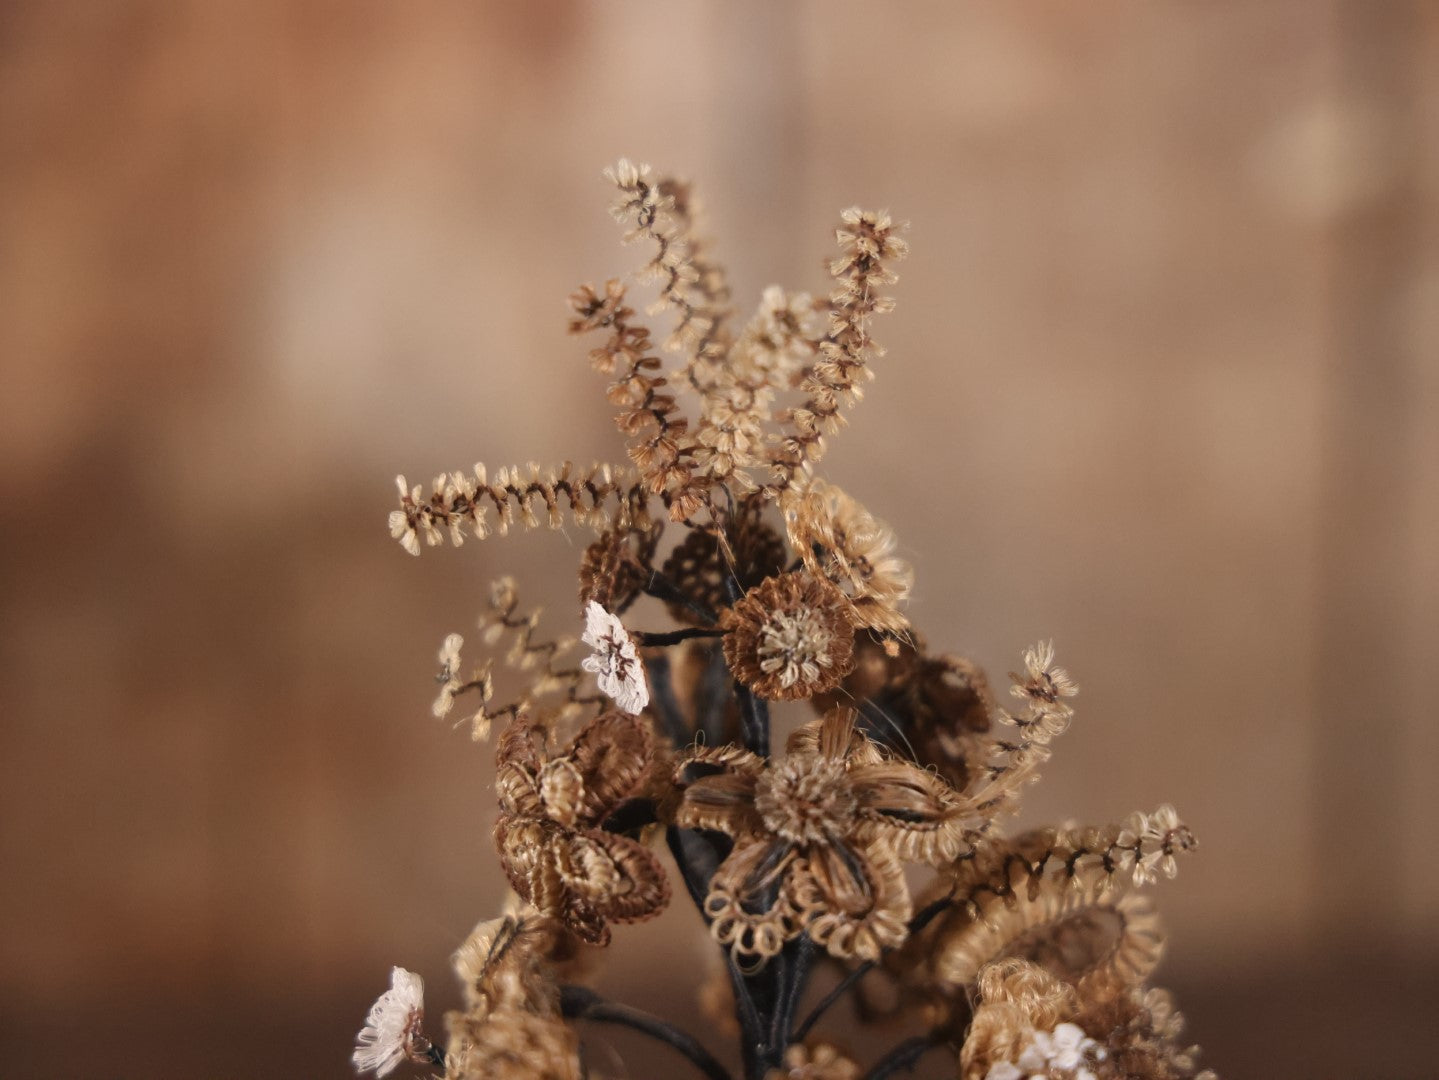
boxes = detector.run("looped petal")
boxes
[785,708,883,767]
[848,761,973,864]
[538,759,584,827]
[565,710,654,823]
[495,717,546,817]
[675,770,763,835]
[494,814,566,915]
[676,742,766,783]
[704,837,805,962]
[932,884,1165,993]
[494,710,671,947]
[559,828,671,924]
[797,840,911,961]
[562,895,610,947]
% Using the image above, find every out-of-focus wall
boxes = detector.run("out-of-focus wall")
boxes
[1,3,1435,1077]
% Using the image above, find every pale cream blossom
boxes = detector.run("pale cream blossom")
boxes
[353,966,429,1077]
[579,601,648,714]
[432,633,466,719]
[388,476,423,557]
[984,1021,1105,1080]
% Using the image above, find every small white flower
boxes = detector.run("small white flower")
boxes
[1000,1022,1103,1080]
[580,601,649,714]
[1050,1023,1086,1048]
[353,966,427,1077]
[432,634,466,719]
[389,476,423,557]
[1016,1039,1048,1071]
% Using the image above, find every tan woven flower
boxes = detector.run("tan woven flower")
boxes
[661,494,787,623]
[1073,983,1216,1080]
[444,1005,581,1080]
[926,808,1196,1003]
[932,886,1166,998]
[442,910,582,1080]
[812,635,995,790]
[722,571,856,701]
[783,480,913,633]
[675,709,973,963]
[493,712,670,946]
[959,958,1214,1080]
[451,912,560,1020]
[577,517,662,615]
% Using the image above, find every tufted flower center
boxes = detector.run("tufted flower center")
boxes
[754,756,856,844]
[756,607,836,690]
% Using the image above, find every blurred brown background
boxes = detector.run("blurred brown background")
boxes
[2,3,1437,1078]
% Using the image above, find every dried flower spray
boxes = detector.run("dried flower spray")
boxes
[357,160,1217,1080]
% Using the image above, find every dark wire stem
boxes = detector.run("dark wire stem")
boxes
[791,893,955,1042]
[733,679,770,758]
[728,954,768,1080]
[636,627,728,647]
[644,654,691,747]
[560,985,733,1080]
[423,1043,445,1068]
[719,573,768,757]
[696,643,733,746]
[861,1034,944,1080]
[770,935,816,1054]
[790,961,864,1043]
[643,569,719,625]
[666,819,770,1068]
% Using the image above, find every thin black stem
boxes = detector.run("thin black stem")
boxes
[761,947,787,1068]
[643,569,718,625]
[424,1043,445,1068]
[907,892,955,936]
[637,627,727,647]
[727,954,767,1080]
[790,963,863,1043]
[791,894,954,1042]
[862,1034,943,1080]
[771,935,815,1054]
[560,986,732,1080]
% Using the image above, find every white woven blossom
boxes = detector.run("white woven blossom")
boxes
[985,1022,1105,1080]
[353,966,427,1077]
[580,601,649,714]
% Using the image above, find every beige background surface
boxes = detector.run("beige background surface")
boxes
[2,3,1436,1077]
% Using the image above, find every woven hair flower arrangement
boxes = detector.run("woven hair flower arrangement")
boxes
[359,161,1216,1080]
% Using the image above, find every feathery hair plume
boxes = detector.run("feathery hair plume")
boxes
[604,159,734,399]
[568,279,707,521]
[767,208,908,499]
[389,462,638,555]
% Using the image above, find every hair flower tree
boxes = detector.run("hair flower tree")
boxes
[360,161,1216,1080]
